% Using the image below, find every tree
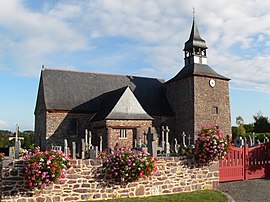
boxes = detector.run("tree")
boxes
[236,116,244,126]
[21,130,35,149]
[243,123,254,133]
[236,116,246,136]
[253,112,270,133]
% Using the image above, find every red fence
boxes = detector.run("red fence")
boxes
[219,142,270,182]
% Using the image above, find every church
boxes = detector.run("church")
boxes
[34,18,231,151]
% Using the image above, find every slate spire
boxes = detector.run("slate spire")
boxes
[184,18,208,66]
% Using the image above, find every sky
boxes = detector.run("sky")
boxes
[1,0,270,132]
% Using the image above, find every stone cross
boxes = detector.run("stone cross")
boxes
[182,132,187,148]
[248,135,253,147]
[8,124,24,159]
[134,139,137,148]
[165,126,170,156]
[252,132,255,145]
[147,127,157,157]
[85,129,89,151]
[139,136,142,148]
[188,134,191,146]
[81,139,85,159]
[161,126,165,150]
[99,136,103,152]
[174,138,178,153]
[64,139,68,157]
[89,131,93,149]
[72,141,76,159]
[264,135,269,143]
[144,132,148,146]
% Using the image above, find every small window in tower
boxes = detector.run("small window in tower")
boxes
[212,106,219,115]
[120,129,127,139]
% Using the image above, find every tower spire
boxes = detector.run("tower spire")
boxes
[183,17,208,66]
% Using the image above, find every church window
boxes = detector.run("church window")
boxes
[119,129,127,139]
[212,106,219,115]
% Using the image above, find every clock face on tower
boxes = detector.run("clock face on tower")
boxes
[209,79,215,87]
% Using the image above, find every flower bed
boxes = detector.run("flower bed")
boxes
[194,127,230,164]
[100,148,157,184]
[24,148,71,189]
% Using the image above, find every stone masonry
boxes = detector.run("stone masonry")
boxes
[1,157,219,202]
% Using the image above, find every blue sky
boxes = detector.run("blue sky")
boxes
[1,0,270,131]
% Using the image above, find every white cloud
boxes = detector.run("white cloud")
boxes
[1,0,270,93]
[0,0,88,76]
[0,119,8,129]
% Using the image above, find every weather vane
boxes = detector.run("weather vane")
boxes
[193,6,196,19]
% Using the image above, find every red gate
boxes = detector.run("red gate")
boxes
[219,142,270,182]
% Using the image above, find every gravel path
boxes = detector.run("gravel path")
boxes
[218,178,270,202]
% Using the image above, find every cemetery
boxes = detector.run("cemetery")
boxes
[0,125,222,202]
[2,15,270,202]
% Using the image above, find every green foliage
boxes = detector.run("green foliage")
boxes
[236,116,244,126]
[178,146,194,155]
[253,112,270,133]
[243,124,254,133]
[0,130,34,148]
[246,133,270,141]
[0,130,13,148]
[21,131,35,148]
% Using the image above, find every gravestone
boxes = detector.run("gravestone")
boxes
[161,126,165,150]
[165,126,170,156]
[72,142,76,159]
[99,136,103,152]
[181,132,187,148]
[147,127,158,157]
[64,139,68,156]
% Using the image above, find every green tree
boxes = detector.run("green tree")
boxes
[253,112,270,133]
[236,116,246,136]
[21,130,35,148]
[243,123,254,133]
[0,130,13,148]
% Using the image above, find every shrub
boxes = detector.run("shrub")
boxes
[194,127,230,164]
[101,148,157,184]
[24,148,71,189]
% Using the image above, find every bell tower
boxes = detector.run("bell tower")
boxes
[166,18,231,143]
[184,19,208,66]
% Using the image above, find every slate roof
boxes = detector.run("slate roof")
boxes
[36,68,174,117]
[92,86,153,121]
[167,63,230,83]
[184,19,207,51]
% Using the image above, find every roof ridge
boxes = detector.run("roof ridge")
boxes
[42,68,164,81]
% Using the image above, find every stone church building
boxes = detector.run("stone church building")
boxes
[34,19,231,151]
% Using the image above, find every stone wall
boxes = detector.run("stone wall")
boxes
[194,77,231,136]
[45,112,95,151]
[105,120,152,151]
[1,157,219,202]
[166,77,195,141]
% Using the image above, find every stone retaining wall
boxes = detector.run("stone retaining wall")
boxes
[1,157,219,202]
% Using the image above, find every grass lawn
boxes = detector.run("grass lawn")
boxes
[85,190,227,202]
